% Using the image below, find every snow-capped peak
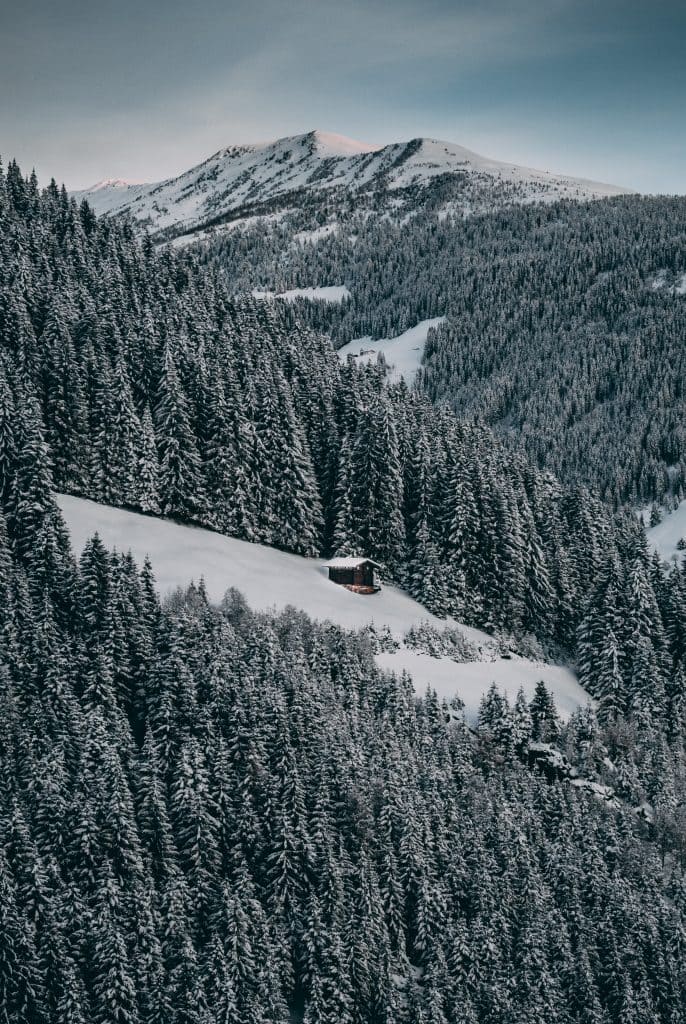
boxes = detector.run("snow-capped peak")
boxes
[85,177,147,192]
[72,129,634,238]
[308,130,383,157]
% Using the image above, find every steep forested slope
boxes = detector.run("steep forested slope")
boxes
[197,195,686,507]
[2,444,686,1023]
[56,492,591,722]
[4,159,686,1023]
[2,159,685,726]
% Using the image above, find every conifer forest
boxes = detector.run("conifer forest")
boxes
[2,129,686,1023]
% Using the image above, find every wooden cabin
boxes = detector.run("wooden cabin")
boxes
[327,557,381,594]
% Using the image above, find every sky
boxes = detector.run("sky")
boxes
[1,0,684,194]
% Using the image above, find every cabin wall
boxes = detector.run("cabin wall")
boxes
[329,567,355,585]
[328,562,381,592]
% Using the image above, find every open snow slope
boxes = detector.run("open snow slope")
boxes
[57,493,464,635]
[336,317,446,384]
[646,500,686,565]
[72,129,632,238]
[252,285,350,304]
[56,493,590,720]
[376,651,587,723]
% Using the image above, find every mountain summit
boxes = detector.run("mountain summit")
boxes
[72,129,632,239]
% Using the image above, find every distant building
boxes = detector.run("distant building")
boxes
[326,557,381,594]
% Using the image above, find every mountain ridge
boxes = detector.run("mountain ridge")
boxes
[72,128,634,239]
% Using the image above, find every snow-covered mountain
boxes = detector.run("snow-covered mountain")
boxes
[72,129,632,239]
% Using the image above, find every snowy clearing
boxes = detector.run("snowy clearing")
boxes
[293,223,339,245]
[252,285,350,303]
[375,650,589,725]
[336,317,446,384]
[56,494,588,718]
[646,500,686,565]
[649,269,686,295]
[57,494,463,636]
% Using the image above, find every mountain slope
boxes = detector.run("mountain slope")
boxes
[57,493,589,722]
[4,155,682,732]
[72,128,632,238]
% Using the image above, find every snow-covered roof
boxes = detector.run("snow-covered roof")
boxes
[326,556,381,569]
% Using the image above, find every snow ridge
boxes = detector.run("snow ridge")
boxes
[72,130,632,238]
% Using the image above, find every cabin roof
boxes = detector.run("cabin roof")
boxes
[326,556,382,570]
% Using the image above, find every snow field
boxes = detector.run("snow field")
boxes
[650,269,686,295]
[336,317,446,384]
[376,650,589,725]
[646,500,686,565]
[57,494,591,722]
[252,285,350,303]
[293,223,339,245]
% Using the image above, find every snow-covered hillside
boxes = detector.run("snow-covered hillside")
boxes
[56,493,590,722]
[336,317,446,384]
[72,129,632,239]
[646,500,686,565]
[252,284,350,303]
[376,651,586,722]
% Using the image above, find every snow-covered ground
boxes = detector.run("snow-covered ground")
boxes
[57,494,461,634]
[56,494,590,720]
[649,269,686,295]
[386,138,629,199]
[253,285,350,303]
[336,317,446,384]
[376,650,588,724]
[293,223,339,245]
[646,500,686,565]
[170,212,289,249]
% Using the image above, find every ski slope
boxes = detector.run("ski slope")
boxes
[336,317,446,384]
[56,494,591,721]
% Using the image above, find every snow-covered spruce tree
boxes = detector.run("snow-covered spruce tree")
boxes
[107,354,146,508]
[155,343,206,523]
[256,367,323,556]
[136,404,161,514]
[346,397,405,573]
[39,300,88,492]
[331,435,362,558]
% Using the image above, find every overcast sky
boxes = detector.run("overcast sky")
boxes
[2,0,684,193]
